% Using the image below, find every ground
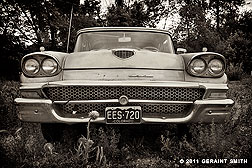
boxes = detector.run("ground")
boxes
[0,78,251,168]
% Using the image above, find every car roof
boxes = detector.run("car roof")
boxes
[77,27,171,36]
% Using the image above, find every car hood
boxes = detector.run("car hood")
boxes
[64,49,184,70]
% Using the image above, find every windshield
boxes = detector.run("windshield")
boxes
[74,31,174,53]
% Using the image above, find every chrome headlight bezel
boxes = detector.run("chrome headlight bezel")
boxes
[23,58,40,76]
[208,59,225,76]
[41,58,58,75]
[186,53,226,78]
[188,58,207,75]
[21,54,61,77]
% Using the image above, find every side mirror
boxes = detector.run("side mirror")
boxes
[176,48,187,54]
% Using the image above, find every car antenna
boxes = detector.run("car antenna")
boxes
[66,5,74,53]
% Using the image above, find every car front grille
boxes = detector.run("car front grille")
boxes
[43,86,205,102]
[57,103,191,118]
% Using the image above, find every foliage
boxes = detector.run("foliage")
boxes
[91,126,121,162]
[0,0,103,80]
[209,0,245,32]
[106,0,168,27]
[174,0,251,73]
[0,80,20,129]
[226,63,244,81]
[1,0,102,50]
[220,31,252,73]
[0,33,26,80]
[74,111,101,166]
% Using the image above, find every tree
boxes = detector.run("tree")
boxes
[0,0,102,79]
[1,0,102,52]
[209,0,245,35]
[174,0,217,52]
[174,0,251,73]
[106,0,168,27]
[217,11,252,73]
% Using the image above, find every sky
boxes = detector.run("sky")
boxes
[243,0,252,11]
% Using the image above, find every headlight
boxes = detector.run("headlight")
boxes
[209,59,224,75]
[41,58,58,74]
[189,58,206,75]
[24,59,40,75]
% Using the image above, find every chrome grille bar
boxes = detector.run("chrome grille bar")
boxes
[57,103,192,118]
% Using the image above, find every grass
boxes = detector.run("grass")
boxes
[0,78,251,167]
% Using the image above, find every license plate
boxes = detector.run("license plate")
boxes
[105,106,142,124]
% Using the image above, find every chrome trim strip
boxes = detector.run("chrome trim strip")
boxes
[142,113,195,123]
[54,99,119,104]
[20,81,228,90]
[77,27,171,36]
[43,80,201,88]
[194,99,234,105]
[199,83,228,90]
[63,67,185,71]
[53,99,193,104]
[15,98,52,104]
[205,112,229,116]
[20,83,46,89]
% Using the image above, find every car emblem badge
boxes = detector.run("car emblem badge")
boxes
[118,95,129,105]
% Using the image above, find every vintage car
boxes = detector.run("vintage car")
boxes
[15,27,234,128]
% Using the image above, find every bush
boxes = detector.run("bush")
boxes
[219,31,252,74]
[0,80,20,129]
[226,63,244,81]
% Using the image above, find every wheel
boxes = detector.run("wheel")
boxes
[41,123,87,144]
[177,124,191,140]
[41,123,66,142]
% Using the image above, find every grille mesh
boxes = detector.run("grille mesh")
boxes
[58,103,191,118]
[43,86,204,101]
[113,50,135,59]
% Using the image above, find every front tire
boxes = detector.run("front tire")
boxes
[41,123,65,142]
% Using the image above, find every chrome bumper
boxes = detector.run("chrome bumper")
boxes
[15,98,234,123]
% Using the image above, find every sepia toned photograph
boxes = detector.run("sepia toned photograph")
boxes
[0,0,251,167]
